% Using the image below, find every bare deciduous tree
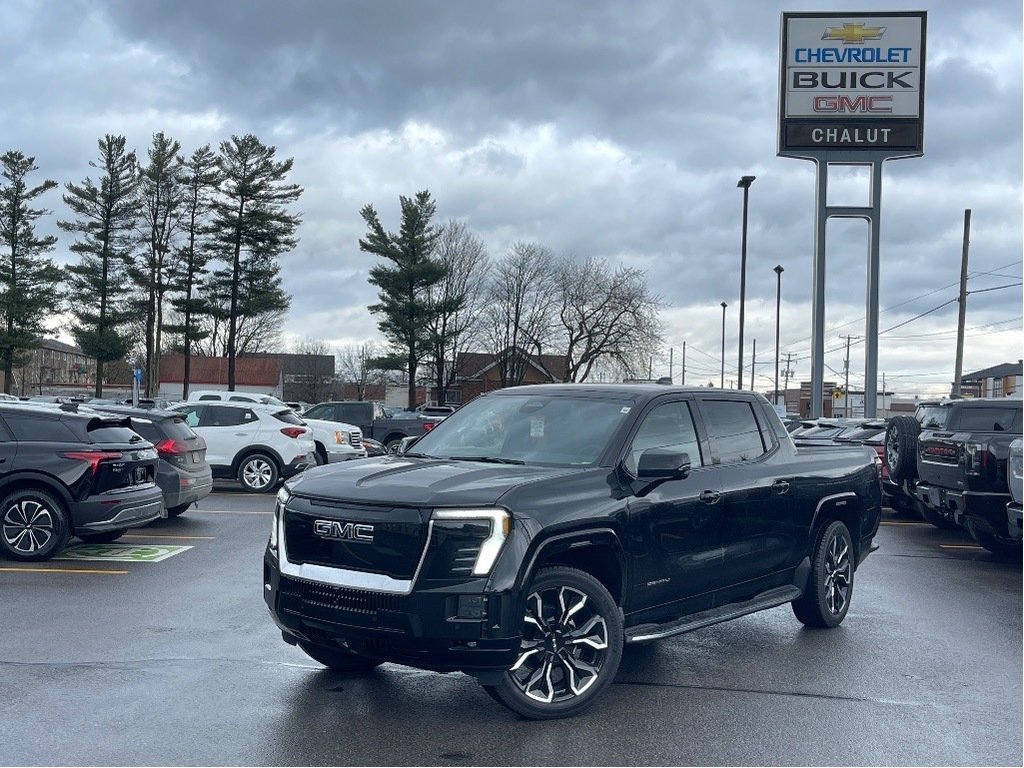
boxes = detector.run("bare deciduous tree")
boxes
[557,258,663,382]
[290,336,334,403]
[424,220,489,404]
[336,341,388,401]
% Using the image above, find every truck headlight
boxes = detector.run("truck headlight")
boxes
[333,431,349,445]
[431,508,511,576]
[270,486,291,552]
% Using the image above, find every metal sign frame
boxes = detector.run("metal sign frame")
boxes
[778,11,927,417]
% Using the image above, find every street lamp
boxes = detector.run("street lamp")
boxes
[720,301,728,389]
[774,264,784,406]
[736,175,756,390]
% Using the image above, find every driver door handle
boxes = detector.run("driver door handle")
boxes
[773,480,791,495]
[699,489,721,504]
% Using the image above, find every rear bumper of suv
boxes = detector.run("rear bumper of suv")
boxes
[913,481,1012,535]
[157,464,214,510]
[263,550,520,678]
[72,484,164,533]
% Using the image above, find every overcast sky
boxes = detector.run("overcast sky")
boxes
[4,0,1021,396]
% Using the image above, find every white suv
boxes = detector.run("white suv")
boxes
[170,401,315,492]
[186,390,366,463]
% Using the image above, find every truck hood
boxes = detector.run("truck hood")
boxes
[284,455,578,507]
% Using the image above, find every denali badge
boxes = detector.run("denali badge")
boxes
[313,519,374,543]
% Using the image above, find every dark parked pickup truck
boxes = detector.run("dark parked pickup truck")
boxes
[912,397,1023,556]
[300,401,439,450]
[264,384,882,718]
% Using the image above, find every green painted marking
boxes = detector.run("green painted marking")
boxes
[55,543,193,563]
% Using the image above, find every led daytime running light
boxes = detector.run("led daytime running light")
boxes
[433,508,510,576]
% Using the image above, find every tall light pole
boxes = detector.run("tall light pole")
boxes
[720,302,728,388]
[736,174,756,390]
[774,264,784,406]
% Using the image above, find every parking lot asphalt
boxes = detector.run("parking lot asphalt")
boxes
[2,485,1021,766]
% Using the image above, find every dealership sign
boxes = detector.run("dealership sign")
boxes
[778,11,926,157]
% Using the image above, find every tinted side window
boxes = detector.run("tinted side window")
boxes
[625,401,703,474]
[200,405,247,427]
[304,404,333,420]
[339,404,366,423]
[176,405,204,428]
[228,395,256,403]
[2,415,78,443]
[700,399,767,465]
[954,406,1020,432]
[198,394,221,401]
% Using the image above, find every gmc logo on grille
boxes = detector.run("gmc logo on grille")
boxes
[313,519,374,543]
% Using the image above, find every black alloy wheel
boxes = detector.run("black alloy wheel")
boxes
[0,489,70,562]
[793,520,854,629]
[484,566,623,719]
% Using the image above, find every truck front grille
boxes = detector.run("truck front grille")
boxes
[296,579,406,614]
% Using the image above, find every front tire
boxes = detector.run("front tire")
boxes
[483,566,623,719]
[298,641,384,672]
[0,489,70,562]
[237,453,280,493]
[793,520,854,629]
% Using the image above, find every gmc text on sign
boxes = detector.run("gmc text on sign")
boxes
[778,11,926,158]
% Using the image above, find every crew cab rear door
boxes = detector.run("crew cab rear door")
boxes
[691,396,799,602]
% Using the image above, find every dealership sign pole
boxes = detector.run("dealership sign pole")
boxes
[778,11,926,417]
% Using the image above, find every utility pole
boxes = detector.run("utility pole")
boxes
[953,209,972,396]
[669,347,674,382]
[882,372,887,416]
[751,339,756,392]
[682,342,687,385]
[843,335,852,418]
[783,352,793,411]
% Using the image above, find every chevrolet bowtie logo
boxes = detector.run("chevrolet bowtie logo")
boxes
[822,23,886,45]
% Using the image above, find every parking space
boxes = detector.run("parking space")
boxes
[1,493,1020,765]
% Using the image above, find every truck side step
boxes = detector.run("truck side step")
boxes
[625,586,803,644]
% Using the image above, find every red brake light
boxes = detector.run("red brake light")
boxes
[422,422,435,431]
[281,427,306,439]
[154,439,190,455]
[62,450,124,476]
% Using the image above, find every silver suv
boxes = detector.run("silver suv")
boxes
[170,402,315,492]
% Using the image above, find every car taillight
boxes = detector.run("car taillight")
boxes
[62,450,124,476]
[964,442,987,476]
[281,427,306,439]
[423,422,435,431]
[154,439,190,455]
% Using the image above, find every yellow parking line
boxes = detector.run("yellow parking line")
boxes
[939,544,984,550]
[122,534,216,540]
[0,567,128,575]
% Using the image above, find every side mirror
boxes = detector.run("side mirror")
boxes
[637,448,691,480]
[393,435,419,455]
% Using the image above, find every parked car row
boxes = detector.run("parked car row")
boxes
[790,399,1023,557]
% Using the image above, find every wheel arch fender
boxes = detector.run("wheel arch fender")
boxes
[809,492,863,563]
[514,528,628,608]
[0,472,74,530]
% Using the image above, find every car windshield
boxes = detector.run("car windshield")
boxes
[409,393,633,467]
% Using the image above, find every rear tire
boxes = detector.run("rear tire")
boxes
[793,520,854,629]
[166,504,190,518]
[0,489,70,562]
[885,416,920,481]
[237,453,280,493]
[298,641,384,672]
[965,520,1022,559]
[915,498,958,530]
[483,566,623,719]
[77,530,126,544]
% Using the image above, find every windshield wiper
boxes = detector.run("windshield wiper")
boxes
[401,451,435,459]
[448,455,525,465]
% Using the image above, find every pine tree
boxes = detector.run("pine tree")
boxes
[359,190,445,409]
[0,151,62,394]
[58,135,141,397]
[209,134,301,390]
[166,144,220,399]
[131,132,184,396]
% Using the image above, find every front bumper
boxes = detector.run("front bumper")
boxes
[325,446,368,463]
[913,482,1012,535]
[263,551,519,677]
[71,484,164,533]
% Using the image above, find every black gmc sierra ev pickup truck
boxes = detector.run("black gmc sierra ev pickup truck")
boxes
[912,397,1023,557]
[264,384,882,719]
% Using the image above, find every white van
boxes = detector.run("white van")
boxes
[186,390,365,464]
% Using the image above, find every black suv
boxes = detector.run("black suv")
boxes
[89,405,213,518]
[0,404,163,561]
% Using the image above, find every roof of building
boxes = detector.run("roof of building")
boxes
[963,360,1023,381]
[39,338,86,356]
[454,348,568,382]
[158,355,282,387]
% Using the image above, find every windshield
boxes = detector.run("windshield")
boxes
[409,393,634,467]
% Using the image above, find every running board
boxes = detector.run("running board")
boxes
[625,585,803,644]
